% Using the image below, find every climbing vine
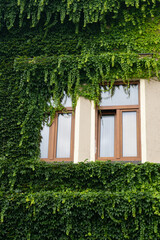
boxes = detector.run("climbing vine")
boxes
[1,0,160,159]
[1,160,160,239]
[1,1,160,239]
[14,53,160,91]
[0,0,160,30]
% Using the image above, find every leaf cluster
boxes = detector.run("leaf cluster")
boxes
[1,160,160,239]
[1,159,160,193]
[0,0,160,31]
[1,1,160,160]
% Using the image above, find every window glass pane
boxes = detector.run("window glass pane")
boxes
[40,122,49,158]
[100,85,138,106]
[61,95,72,107]
[123,112,137,157]
[100,115,114,157]
[56,113,72,158]
[51,94,72,108]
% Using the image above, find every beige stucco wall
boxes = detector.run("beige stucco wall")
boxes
[74,80,160,163]
[74,97,95,163]
[144,79,160,163]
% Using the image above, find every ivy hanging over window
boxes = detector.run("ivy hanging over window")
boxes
[0,0,160,30]
[1,0,160,159]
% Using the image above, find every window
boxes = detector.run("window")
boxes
[40,96,74,162]
[96,83,141,161]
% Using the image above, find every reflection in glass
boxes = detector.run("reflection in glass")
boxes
[51,94,72,108]
[56,113,72,158]
[100,115,114,157]
[100,85,138,106]
[123,112,137,157]
[40,122,49,158]
[61,95,72,107]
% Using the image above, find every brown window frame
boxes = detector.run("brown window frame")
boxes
[96,82,141,161]
[41,107,75,162]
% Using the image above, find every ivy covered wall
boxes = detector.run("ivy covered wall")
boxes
[1,0,160,159]
[1,160,160,239]
[1,1,160,239]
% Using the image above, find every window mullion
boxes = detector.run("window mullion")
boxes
[48,116,57,160]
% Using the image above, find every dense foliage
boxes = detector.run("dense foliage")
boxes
[1,160,160,239]
[1,159,160,193]
[2,190,160,240]
[1,2,160,159]
[1,1,160,239]
[1,0,160,30]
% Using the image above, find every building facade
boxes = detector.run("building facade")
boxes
[40,79,160,163]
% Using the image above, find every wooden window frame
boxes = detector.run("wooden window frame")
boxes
[41,107,75,162]
[96,82,141,161]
